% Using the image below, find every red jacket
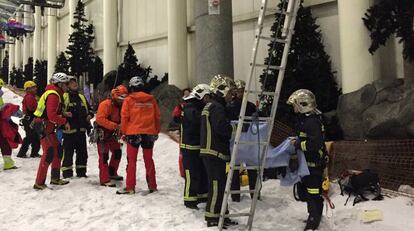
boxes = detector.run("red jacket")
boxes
[0,103,22,149]
[96,99,121,138]
[43,84,67,133]
[22,92,37,115]
[121,92,160,135]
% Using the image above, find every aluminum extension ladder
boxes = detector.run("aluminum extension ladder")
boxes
[218,0,301,230]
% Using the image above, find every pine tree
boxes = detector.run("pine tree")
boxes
[1,51,8,84]
[116,43,149,86]
[15,68,24,89]
[88,55,103,88]
[260,0,341,127]
[24,57,34,82]
[55,52,69,73]
[34,60,48,96]
[363,0,414,84]
[9,67,16,86]
[66,0,95,78]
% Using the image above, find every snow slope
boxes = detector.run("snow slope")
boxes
[0,87,413,231]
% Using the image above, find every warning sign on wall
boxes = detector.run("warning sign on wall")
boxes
[208,0,220,15]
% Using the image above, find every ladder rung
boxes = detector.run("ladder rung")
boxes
[242,116,271,121]
[224,213,251,218]
[247,90,280,96]
[258,36,288,44]
[236,141,267,145]
[232,165,260,171]
[253,63,283,70]
[267,8,291,15]
[230,189,256,194]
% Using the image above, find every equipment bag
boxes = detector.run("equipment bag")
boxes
[338,169,384,206]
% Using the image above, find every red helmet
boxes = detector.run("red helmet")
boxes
[111,85,128,100]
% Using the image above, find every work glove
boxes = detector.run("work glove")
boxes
[289,154,299,172]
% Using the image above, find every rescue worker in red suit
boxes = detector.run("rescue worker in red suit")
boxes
[0,101,23,170]
[17,81,41,158]
[95,85,128,187]
[33,73,72,190]
[117,76,160,194]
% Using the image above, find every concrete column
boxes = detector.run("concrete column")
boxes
[103,0,118,74]
[23,5,32,66]
[195,0,234,84]
[338,0,379,93]
[33,6,42,68]
[47,8,58,81]
[168,0,189,89]
[15,12,23,69]
[69,0,77,33]
[9,43,15,75]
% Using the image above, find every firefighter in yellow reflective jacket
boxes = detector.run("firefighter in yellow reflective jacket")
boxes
[287,89,327,231]
[200,75,238,228]
[61,77,93,178]
[180,84,211,209]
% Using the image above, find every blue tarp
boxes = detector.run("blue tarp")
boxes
[230,122,309,186]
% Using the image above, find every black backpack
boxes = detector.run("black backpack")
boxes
[339,169,384,206]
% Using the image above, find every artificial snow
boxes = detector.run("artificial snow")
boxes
[0,87,413,231]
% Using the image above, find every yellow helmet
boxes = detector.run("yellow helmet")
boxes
[24,81,37,90]
[287,89,318,114]
[0,78,4,87]
[210,74,236,97]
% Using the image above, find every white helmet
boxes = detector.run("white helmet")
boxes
[185,84,211,101]
[129,76,145,87]
[51,72,70,84]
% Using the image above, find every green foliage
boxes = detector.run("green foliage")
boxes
[115,43,150,86]
[260,0,341,128]
[55,52,69,74]
[1,51,9,84]
[66,0,95,78]
[33,60,48,96]
[24,57,34,82]
[88,55,103,88]
[10,68,24,88]
[363,0,414,61]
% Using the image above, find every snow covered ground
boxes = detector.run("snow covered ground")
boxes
[0,87,413,231]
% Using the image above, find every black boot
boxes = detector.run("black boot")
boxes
[304,216,321,231]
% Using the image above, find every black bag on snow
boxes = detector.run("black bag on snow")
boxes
[339,169,384,206]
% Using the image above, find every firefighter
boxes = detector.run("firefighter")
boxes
[33,73,72,190]
[95,85,128,187]
[17,81,41,158]
[180,84,211,209]
[287,89,327,231]
[117,76,160,194]
[227,79,259,202]
[200,75,238,228]
[61,77,93,178]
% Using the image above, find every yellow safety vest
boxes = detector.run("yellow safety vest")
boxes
[0,96,4,108]
[63,92,89,115]
[33,90,61,118]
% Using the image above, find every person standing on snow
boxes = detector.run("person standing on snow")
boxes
[33,73,73,190]
[117,76,160,195]
[200,75,238,228]
[287,89,327,231]
[17,81,41,158]
[61,76,94,178]
[180,84,211,209]
[95,85,128,187]
[0,79,23,170]
[227,79,259,202]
